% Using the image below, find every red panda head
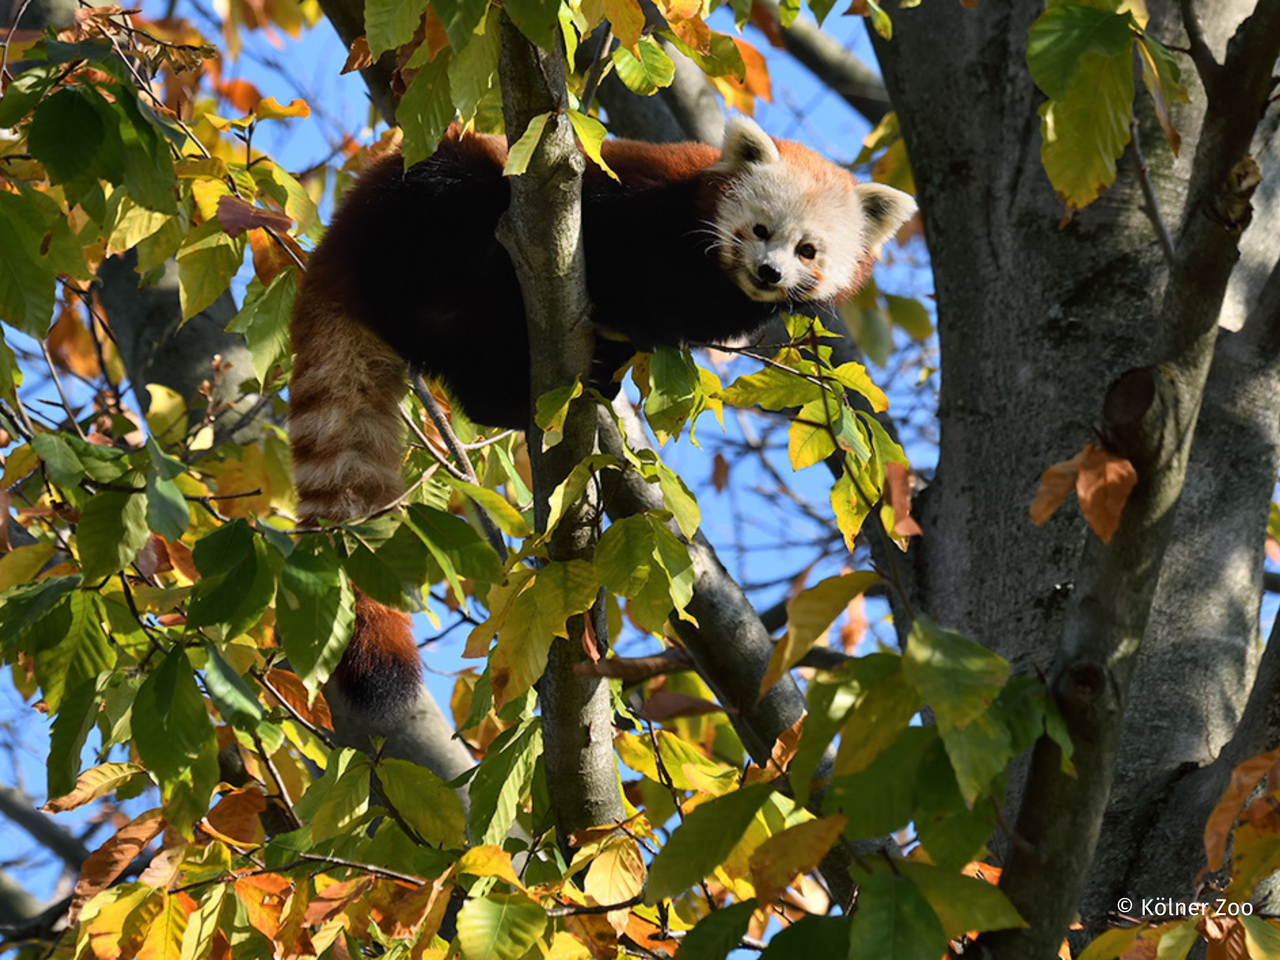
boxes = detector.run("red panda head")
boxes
[709,116,916,304]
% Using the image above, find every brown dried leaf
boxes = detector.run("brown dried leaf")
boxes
[636,690,724,722]
[264,668,332,728]
[216,195,293,238]
[884,462,922,537]
[1203,745,1280,872]
[1076,444,1138,544]
[341,35,373,74]
[203,786,267,847]
[710,453,730,493]
[69,808,165,925]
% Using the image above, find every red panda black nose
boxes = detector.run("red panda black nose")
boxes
[757,264,782,285]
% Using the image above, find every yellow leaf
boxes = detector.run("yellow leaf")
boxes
[457,845,526,889]
[584,837,645,911]
[254,97,310,120]
[748,814,846,904]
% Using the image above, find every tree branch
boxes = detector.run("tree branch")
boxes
[497,14,623,843]
[753,0,891,124]
[0,784,90,871]
[983,6,1280,953]
[1178,0,1222,92]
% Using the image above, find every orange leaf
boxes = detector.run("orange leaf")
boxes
[216,78,261,112]
[233,874,289,940]
[422,5,449,61]
[884,462,922,537]
[203,786,267,847]
[1030,442,1137,544]
[303,876,372,927]
[70,809,166,925]
[165,539,199,583]
[564,911,621,959]
[248,228,303,283]
[47,304,102,379]
[263,668,332,728]
[603,0,645,53]
[1204,745,1280,871]
[1076,444,1138,543]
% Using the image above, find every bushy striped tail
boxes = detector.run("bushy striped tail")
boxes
[288,291,408,524]
[289,285,423,736]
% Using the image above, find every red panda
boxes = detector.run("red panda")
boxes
[289,116,915,751]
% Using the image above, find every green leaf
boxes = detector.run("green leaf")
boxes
[834,669,922,776]
[611,37,676,96]
[364,0,428,57]
[823,727,933,838]
[467,720,541,847]
[0,575,80,648]
[912,738,998,870]
[176,220,245,322]
[27,88,105,187]
[201,642,265,730]
[447,6,499,125]
[596,515,657,599]
[47,675,105,799]
[533,377,583,451]
[225,270,297,386]
[399,54,455,170]
[293,747,371,841]
[645,346,702,444]
[144,437,189,542]
[503,0,559,50]
[249,161,319,236]
[133,648,217,794]
[0,329,20,404]
[1135,33,1188,156]
[646,783,774,902]
[77,489,150,582]
[31,432,129,487]
[406,504,504,587]
[186,521,275,639]
[715,365,822,412]
[673,899,758,959]
[655,462,700,539]
[504,112,551,177]
[447,479,529,539]
[544,452,616,535]
[456,892,547,960]
[847,866,949,960]
[276,538,355,693]
[896,860,1025,939]
[0,65,62,127]
[884,294,932,341]
[0,192,57,336]
[342,522,433,611]
[1037,44,1135,209]
[1026,5,1134,101]
[938,709,1014,804]
[25,591,113,714]
[788,396,839,471]
[377,758,466,847]
[111,87,179,214]
[433,0,490,56]
[758,915,848,959]
[902,616,1009,730]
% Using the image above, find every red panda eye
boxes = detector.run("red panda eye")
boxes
[753,224,770,240]
[797,243,817,260]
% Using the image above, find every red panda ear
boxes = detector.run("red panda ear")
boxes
[715,116,781,171]
[856,183,917,254]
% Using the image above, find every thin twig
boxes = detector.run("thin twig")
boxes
[545,892,644,917]
[579,25,613,116]
[1128,115,1175,265]
[0,0,37,81]
[39,341,88,441]
[409,371,507,557]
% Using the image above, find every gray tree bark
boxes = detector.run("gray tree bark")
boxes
[868,0,1280,946]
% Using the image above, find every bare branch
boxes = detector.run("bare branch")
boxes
[1128,117,1175,266]
[1178,0,1222,91]
[0,785,90,871]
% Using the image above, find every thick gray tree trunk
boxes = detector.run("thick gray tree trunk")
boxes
[870,0,1280,936]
